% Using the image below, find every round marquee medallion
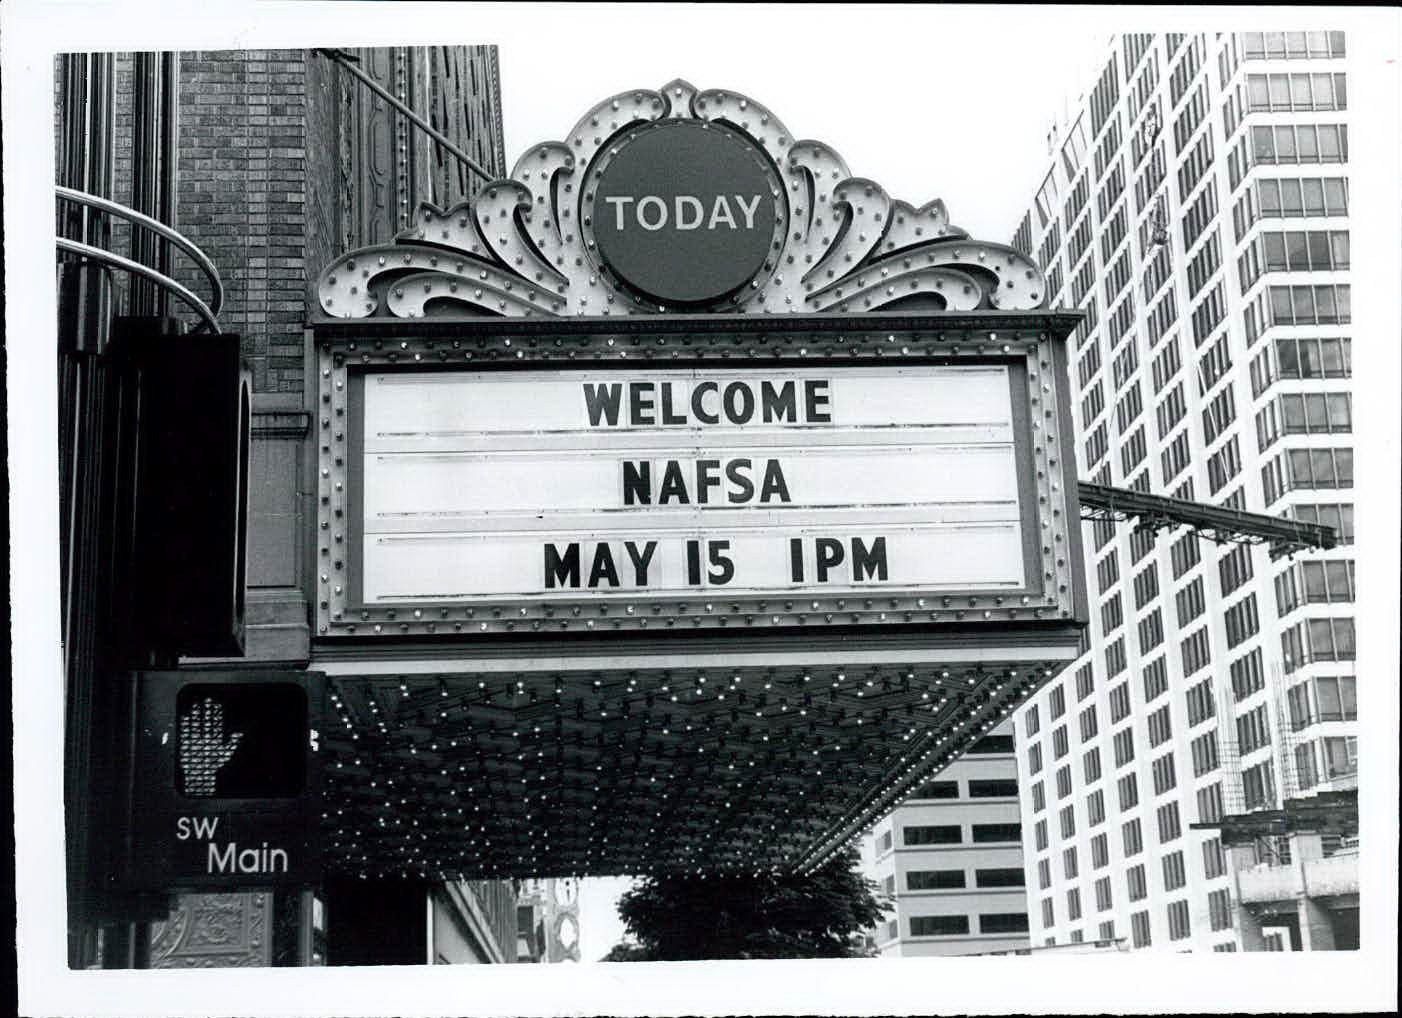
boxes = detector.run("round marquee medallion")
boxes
[583,119,786,307]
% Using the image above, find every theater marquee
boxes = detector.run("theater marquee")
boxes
[357,363,1031,604]
[313,315,1078,639]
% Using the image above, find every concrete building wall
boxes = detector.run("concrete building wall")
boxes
[1008,29,1354,953]
[867,721,1030,956]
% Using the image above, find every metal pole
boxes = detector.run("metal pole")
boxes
[312,48,496,184]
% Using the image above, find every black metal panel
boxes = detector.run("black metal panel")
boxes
[123,326,251,657]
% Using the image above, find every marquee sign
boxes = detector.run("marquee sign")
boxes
[300,82,1085,880]
[356,365,1029,604]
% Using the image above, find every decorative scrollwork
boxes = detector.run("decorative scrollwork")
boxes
[316,79,1047,319]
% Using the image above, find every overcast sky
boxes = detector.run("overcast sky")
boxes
[497,6,1112,244]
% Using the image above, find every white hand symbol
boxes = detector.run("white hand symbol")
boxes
[180,697,244,796]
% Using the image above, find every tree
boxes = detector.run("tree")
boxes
[602,849,889,961]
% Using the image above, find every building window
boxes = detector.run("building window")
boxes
[1088,789,1106,827]
[1191,730,1221,777]
[1203,836,1227,880]
[1151,753,1178,796]
[1109,682,1132,724]
[1023,704,1041,738]
[1059,805,1077,840]
[1208,889,1234,931]
[1127,863,1148,901]
[1266,283,1352,327]
[877,830,893,854]
[909,780,960,800]
[1094,875,1113,912]
[1241,31,1346,61]
[1248,124,1349,168]
[1131,910,1152,948]
[1166,899,1192,941]
[1244,72,1347,112]
[1148,705,1173,748]
[969,734,1016,754]
[1287,674,1358,730]
[1181,626,1213,677]
[1075,663,1095,702]
[1056,765,1073,801]
[1157,801,1183,843]
[972,823,1023,844]
[974,868,1026,889]
[967,779,1019,799]
[1118,771,1140,812]
[1169,531,1200,581]
[911,914,970,937]
[1099,920,1116,941]
[1034,819,1048,852]
[1175,577,1206,627]
[1229,649,1265,702]
[1142,658,1169,703]
[1084,747,1103,786]
[980,912,1031,935]
[907,870,966,891]
[1123,818,1144,857]
[1113,727,1136,768]
[1038,858,1052,890]
[1162,850,1187,891]
[1224,594,1261,650]
[1091,833,1110,870]
[1063,846,1079,881]
[1053,725,1070,760]
[1197,782,1225,824]
[1035,171,1059,228]
[1243,759,1278,810]
[904,825,961,846]
[1218,544,1255,597]
[1275,559,1356,614]
[1067,887,1083,922]
[1031,780,1046,813]
[1281,617,1356,672]
[1027,741,1043,775]
[1041,897,1056,929]
[1236,703,1272,754]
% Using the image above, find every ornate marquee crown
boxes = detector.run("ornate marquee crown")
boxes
[315,79,1049,319]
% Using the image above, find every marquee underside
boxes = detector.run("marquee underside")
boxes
[318,633,1081,879]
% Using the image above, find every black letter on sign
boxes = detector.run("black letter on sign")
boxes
[582,383,623,426]
[815,538,844,582]
[851,536,888,581]
[789,538,804,582]
[726,459,754,503]
[707,541,735,585]
[622,461,650,506]
[658,461,689,504]
[761,381,797,423]
[759,460,792,503]
[629,382,656,426]
[588,544,620,588]
[625,541,657,586]
[545,543,581,588]
[685,540,701,586]
[805,379,833,423]
[723,381,755,424]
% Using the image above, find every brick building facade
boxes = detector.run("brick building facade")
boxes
[56,44,512,968]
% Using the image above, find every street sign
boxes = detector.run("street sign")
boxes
[124,671,324,891]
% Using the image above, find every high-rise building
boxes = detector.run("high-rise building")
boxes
[865,721,1031,956]
[1008,30,1356,953]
